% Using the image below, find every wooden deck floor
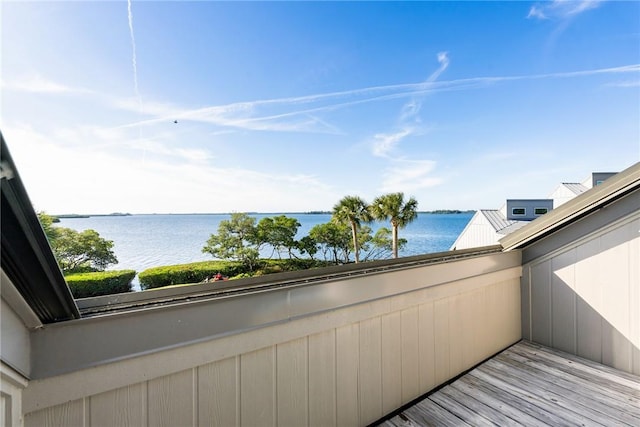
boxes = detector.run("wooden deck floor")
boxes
[378,340,640,426]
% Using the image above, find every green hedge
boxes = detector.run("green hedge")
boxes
[138,259,332,290]
[138,261,245,290]
[65,270,136,298]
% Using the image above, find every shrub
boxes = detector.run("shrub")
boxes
[138,261,245,290]
[65,270,136,298]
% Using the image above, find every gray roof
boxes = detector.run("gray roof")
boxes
[560,182,589,195]
[480,210,529,235]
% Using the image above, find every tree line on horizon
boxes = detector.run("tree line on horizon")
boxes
[202,192,419,269]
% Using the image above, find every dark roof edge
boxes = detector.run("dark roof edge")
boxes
[1,132,80,322]
[500,162,640,251]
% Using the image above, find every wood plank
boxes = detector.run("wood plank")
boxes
[478,359,640,426]
[496,349,640,406]
[450,375,552,426]
[24,399,84,427]
[488,355,640,419]
[458,372,579,427]
[403,397,472,426]
[428,389,497,427]
[517,340,640,386]
[417,302,435,392]
[437,385,518,427]
[472,364,620,426]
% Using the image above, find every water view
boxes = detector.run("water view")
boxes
[58,212,472,288]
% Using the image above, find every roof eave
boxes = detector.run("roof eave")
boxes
[1,132,80,322]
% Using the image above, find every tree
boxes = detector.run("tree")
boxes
[37,211,60,243]
[254,215,301,259]
[51,228,118,272]
[332,195,372,263]
[308,222,352,264]
[296,235,318,260]
[360,227,407,261]
[202,213,259,270]
[370,192,418,258]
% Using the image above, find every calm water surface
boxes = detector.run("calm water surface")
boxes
[58,213,472,289]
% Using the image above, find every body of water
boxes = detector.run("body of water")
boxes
[58,212,472,288]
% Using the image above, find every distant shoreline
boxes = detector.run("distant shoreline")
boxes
[55,210,474,218]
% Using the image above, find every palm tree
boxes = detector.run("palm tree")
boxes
[332,195,372,263]
[370,192,418,258]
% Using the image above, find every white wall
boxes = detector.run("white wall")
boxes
[450,212,500,250]
[22,252,522,427]
[521,211,640,375]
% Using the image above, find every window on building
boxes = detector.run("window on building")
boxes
[512,208,526,216]
[595,180,604,186]
[534,208,548,215]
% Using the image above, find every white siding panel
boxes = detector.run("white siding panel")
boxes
[381,312,402,415]
[276,338,308,427]
[358,317,382,426]
[433,299,450,385]
[526,212,640,376]
[336,324,359,427]
[418,301,436,392]
[400,307,420,402]
[89,384,145,427]
[308,330,336,427]
[240,347,275,427]
[148,369,194,427]
[198,357,238,427]
[24,399,84,427]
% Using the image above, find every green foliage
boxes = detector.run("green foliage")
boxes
[370,192,418,258]
[37,212,118,273]
[309,221,352,264]
[138,258,331,290]
[360,227,407,261]
[332,195,372,263]
[37,211,60,243]
[65,270,135,298]
[138,261,245,290]
[254,215,301,259]
[52,228,118,272]
[202,213,259,270]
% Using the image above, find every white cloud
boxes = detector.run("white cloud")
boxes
[372,129,413,158]
[527,0,604,20]
[380,160,443,193]
[1,75,92,95]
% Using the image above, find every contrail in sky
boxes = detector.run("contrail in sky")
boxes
[127,0,141,105]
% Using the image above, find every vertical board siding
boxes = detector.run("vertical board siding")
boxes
[400,307,420,402]
[24,399,84,427]
[336,323,359,427]
[276,338,308,427]
[433,298,450,385]
[89,383,145,427]
[526,216,640,376]
[240,347,275,427]
[381,312,402,414]
[308,330,336,427]
[24,257,524,426]
[198,357,238,427]
[358,317,383,426]
[148,369,194,427]
[418,301,436,392]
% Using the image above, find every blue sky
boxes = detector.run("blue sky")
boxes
[1,0,639,214]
